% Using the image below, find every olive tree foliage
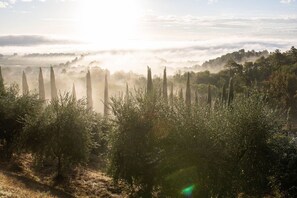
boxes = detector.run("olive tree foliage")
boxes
[109,89,169,197]
[159,94,287,197]
[109,87,290,197]
[0,84,43,159]
[22,93,94,176]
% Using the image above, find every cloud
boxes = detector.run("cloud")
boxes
[0,35,75,46]
[0,1,9,8]
[280,0,295,3]
[208,0,218,4]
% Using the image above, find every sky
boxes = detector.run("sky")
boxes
[0,0,297,73]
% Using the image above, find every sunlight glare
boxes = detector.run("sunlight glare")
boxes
[76,0,143,46]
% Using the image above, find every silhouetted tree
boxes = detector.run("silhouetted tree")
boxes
[163,67,168,102]
[147,66,153,94]
[227,77,234,106]
[125,83,129,104]
[195,89,199,105]
[207,84,212,107]
[72,83,76,101]
[86,70,93,109]
[22,71,29,95]
[179,88,183,101]
[185,72,191,107]
[221,84,227,105]
[169,83,174,106]
[104,71,109,117]
[50,67,58,100]
[0,67,4,93]
[39,68,45,101]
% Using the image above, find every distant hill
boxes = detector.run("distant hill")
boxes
[200,49,269,71]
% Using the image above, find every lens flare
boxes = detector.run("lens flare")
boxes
[181,184,195,197]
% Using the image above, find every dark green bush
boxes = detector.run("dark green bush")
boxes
[109,90,167,197]
[0,84,43,159]
[22,94,94,177]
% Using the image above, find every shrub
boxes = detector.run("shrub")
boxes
[0,84,43,159]
[109,90,166,197]
[22,93,93,177]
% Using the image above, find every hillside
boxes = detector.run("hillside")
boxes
[200,49,269,71]
[0,155,127,198]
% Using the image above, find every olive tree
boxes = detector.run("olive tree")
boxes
[22,94,94,177]
[0,84,43,159]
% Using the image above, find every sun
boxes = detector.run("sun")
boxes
[75,0,143,47]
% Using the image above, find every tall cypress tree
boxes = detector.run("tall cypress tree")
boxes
[163,67,168,102]
[179,88,184,101]
[50,66,58,100]
[169,82,174,106]
[0,66,4,92]
[221,83,227,105]
[104,71,109,117]
[72,83,77,101]
[227,77,234,106]
[207,84,212,107]
[86,70,93,109]
[125,83,129,104]
[147,66,153,94]
[185,72,191,107]
[195,89,199,105]
[39,68,45,101]
[22,71,29,95]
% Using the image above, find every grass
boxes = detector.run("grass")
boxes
[0,154,127,198]
[0,171,55,198]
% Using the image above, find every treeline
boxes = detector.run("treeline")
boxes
[174,46,297,118]
[201,49,269,70]
[0,47,297,197]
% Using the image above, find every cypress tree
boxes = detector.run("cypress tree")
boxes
[0,66,4,92]
[163,67,168,102]
[38,68,45,100]
[179,88,184,101]
[72,83,77,101]
[147,66,153,94]
[207,84,212,107]
[104,71,109,117]
[185,72,191,107]
[86,70,93,109]
[169,82,174,106]
[50,66,58,100]
[22,71,29,95]
[221,83,227,105]
[125,83,129,104]
[227,77,234,106]
[195,89,199,105]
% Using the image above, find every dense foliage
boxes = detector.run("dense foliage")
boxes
[22,94,98,176]
[0,84,43,159]
[109,88,297,197]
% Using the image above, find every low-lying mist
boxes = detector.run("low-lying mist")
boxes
[0,41,292,112]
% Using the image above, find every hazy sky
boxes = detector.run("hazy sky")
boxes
[0,0,296,45]
[0,0,297,84]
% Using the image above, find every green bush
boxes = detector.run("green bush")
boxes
[22,94,94,177]
[110,89,286,197]
[109,90,166,197]
[0,84,43,159]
